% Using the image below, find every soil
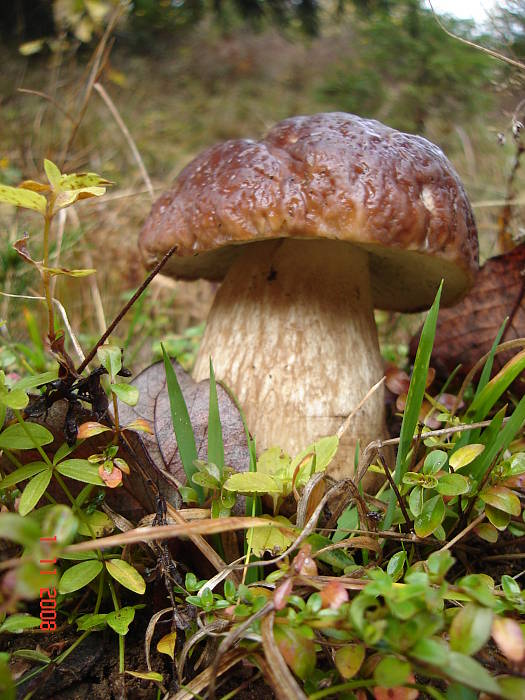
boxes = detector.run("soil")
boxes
[4,597,275,699]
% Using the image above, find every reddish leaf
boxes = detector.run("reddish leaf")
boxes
[320,580,349,610]
[492,617,525,663]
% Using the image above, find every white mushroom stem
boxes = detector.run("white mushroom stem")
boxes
[192,239,386,481]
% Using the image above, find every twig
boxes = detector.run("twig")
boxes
[94,82,154,201]
[427,1,525,71]
[438,512,486,552]
[17,88,75,123]
[336,376,385,440]
[76,243,178,373]
[378,453,411,526]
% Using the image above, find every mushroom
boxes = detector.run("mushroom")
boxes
[139,113,478,482]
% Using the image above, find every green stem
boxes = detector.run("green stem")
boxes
[42,203,56,341]
[307,679,375,699]
[108,579,125,674]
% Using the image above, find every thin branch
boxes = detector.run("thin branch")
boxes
[337,376,385,440]
[76,243,178,373]
[427,1,525,71]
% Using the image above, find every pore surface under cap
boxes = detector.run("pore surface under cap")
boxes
[140,112,478,310]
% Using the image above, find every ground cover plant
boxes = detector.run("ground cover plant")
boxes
[1,3,525,699]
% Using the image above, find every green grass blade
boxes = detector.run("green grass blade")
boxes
[161,345,203,504]
[476,318,508,396]
[384,282,442,529]
[207,359,225,478]
[467,349,525,421]
[465,396,525,482]
[452,319,508,450]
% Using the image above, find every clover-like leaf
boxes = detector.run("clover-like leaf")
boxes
[111,383,139,406]
[450,603,493,655]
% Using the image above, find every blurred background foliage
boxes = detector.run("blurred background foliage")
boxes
[0,0,524,371]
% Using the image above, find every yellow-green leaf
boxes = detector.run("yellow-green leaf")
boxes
[44,159,61,189]
[157,631,177,659]
[0,185,46,214]
[125,671,163,683]
[77,510,114,537]
[449,444,485,471]
[248,515,296,556]
[105,559,146,594]
[224,472,281,494]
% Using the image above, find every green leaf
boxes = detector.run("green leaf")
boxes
[273,623,317,680]
[1,389,28,410]
[58,560,103,594]
[498,676,525,700]
[449,604,493,655]
[161,347,202,503]
[333,505,359,543]
[373,655,411,687]
[385,282,442,528]
[106,606,135,635]
[408,484,424,517]
[410,637,450,666]
[0,184,46,214]
[485,504,511,530]
[446,651,500,694]
[111,383,139,406]
[468,349,525,420]
[423,450,448,474]
[474,522,499,542]
[207,359,224,478]
[468,395,525,481]
[0,614,42,634]
[76,613,108,631]
[436,473,470,496]
[59,173,112,191]
[427,550,455,582]
[42,505,78,545]
[12,371,57,392]
[449,444,485,471]
[479,486,521,516]
[44,159,61,188]
[0,461,48,488]
[224,471,282,494]
[247,516,295,556]
[42,266,96,278]
[386,551,406,582]
[97,345,121,379]
[18,469,52,515]
[0,513,40,547]
[55,459,105,485]
[414,494,445,538]
[501,575,521,599]
[12,648,50,664]
[334,643,365,679]
[125,671,163,683]
[290,435,339,482]
[77,510,114,537]
[0,422,54,450]
[105,559,146,594]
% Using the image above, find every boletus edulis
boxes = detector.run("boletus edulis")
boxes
[139,112,479,483]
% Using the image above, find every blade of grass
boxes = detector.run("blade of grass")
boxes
[465,396,525,482]
[161,345,203,504]
[384,282,442,529]
[207,359,224,479]
[466,349,525,422]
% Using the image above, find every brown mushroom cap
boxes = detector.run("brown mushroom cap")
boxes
[140,112,478,311]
